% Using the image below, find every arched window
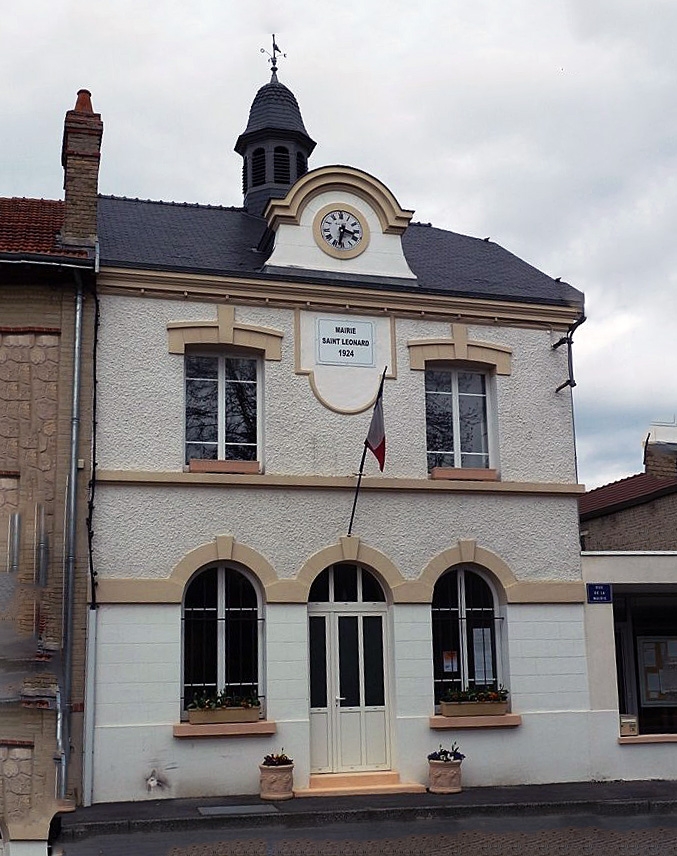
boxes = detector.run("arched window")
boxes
[252,148,266,187]
[182,564,260,710]
[431,566,501,702]
[273,146,290,183]
[309,564,386,603]
[296,152,307,180]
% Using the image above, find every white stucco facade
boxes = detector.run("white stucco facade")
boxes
[83,160,613,805]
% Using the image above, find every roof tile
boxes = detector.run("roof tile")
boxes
[0,198,88,258]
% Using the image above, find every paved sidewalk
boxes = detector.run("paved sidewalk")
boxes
[56,779,677,843]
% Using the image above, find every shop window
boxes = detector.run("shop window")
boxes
[425,367,491,471]
[184,353,260,464]
[614,592,677,734]
[182,564,261,710]
[432,566,501,703]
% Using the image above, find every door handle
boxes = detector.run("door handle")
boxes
[335,696,346,705]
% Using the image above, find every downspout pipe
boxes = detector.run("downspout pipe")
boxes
[59,269,84,800]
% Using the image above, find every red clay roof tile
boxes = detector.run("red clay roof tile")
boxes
[0,198,87,258]
[579,472,677,520]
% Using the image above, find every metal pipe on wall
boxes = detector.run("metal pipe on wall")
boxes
[58,271,84,800]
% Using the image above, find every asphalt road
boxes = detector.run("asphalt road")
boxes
[58,812,677,855]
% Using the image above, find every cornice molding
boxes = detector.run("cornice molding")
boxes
[95,469,585,496]
[265,165,414,234]
[98,267,582,330]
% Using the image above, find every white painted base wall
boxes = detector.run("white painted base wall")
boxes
[89,599,677,804]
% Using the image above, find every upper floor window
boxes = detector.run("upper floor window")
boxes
[182,564,261,711]
[425,367,489,471]
[432,566,501,703]
[273,146,290,183]
[252,148,266,186]
[185,354,259,464]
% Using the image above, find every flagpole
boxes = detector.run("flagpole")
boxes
[347,367,387,537]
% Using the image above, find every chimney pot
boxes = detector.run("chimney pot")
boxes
[74,89,94,114]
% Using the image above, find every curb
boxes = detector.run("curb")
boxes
[57,797,677,842]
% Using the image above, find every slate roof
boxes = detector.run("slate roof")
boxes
[579,472,677,521]
[97,196,584,309]
[238,77,312,139]
[0,198,88,260]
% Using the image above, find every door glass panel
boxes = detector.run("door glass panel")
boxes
[334,564,358,602]
[363,616,385,706]
[338,616,360,706]
[309,616,327,708]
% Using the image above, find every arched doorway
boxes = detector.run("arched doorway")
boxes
[308,563,390,773]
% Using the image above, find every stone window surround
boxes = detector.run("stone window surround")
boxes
[168,305,283,474]
[409,323,512,481]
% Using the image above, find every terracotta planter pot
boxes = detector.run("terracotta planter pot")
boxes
[440,701,508,717]
[259,763,294,800]
[428,759,462,794]
[188,707,260,724]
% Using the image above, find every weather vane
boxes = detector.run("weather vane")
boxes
[260,34,286,76]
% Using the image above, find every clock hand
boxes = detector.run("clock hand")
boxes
[337,224,346,246]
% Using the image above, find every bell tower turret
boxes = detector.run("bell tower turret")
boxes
[235,37,316,216]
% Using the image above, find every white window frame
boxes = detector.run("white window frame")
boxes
[424,364,497,471]
[184,350,264,464]
[181,563,265,716]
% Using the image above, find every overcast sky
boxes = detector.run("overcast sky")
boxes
[2,0,676,489]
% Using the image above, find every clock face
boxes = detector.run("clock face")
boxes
[320,209,364,251]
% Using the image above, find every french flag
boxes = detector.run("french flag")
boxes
[366,372,386,471]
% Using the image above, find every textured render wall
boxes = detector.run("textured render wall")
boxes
[583,494,677,550]
[96,295,576,484]
[92,485,582,583]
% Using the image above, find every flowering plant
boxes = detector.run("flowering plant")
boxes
[441,685,508,703]
[187,689,261,711]
[428,742,465,762]
[262,748,294,766]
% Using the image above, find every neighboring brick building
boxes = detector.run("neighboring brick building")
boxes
[581,426,677,741]
[0,92,100,855]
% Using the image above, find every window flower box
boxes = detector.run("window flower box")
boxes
[439,700,508,717]
[186,690,261,725]
[188,707,260,725]
[439,686,509,717]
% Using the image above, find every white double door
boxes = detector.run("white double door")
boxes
[308,607,390,773]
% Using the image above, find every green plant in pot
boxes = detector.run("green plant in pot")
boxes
[186,690,261,724]
[427,742,465,794]
[439,685,509,717]
[259,748,294,800]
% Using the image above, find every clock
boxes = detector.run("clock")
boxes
[313,203,370,259]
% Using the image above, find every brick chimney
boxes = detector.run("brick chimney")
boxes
[60,89,103,246]
[644,423,677,479]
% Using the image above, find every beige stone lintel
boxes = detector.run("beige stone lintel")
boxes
[167,309,283,360]
[408,332,512,375]
[99,267,582,331]
[95,470,585,497]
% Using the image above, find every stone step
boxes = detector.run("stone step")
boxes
[295,770,427,797]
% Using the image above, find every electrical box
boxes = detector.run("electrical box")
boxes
[619,714,638,736]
